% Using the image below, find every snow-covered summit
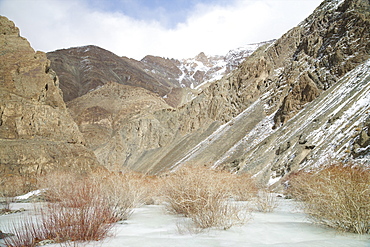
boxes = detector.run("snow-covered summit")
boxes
[176,40,275,89]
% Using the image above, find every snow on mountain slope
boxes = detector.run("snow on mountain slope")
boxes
[177,40,275,89]
[219,58,370,186]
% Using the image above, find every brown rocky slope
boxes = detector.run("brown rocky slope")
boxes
[0,16,101,185]
[46,46,173,102]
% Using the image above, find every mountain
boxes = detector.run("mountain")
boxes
[0,16,101,184]
[1,0,369,189]
[141,40,274,90]
[169,0,370,174]
[47,41,269,107]
[63,0,369,184]
[46,46,173,102]
[163,0,370,184]
[57,43,273,172]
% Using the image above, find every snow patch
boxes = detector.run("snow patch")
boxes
[15,190,44,200]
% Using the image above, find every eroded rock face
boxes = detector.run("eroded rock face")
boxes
[273,0,370,127]
[66,81,175,171]
[0,16,100,179]
[189,0,369,130]
[232,59,370,187]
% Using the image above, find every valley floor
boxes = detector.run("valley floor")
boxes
[1,198,369,247]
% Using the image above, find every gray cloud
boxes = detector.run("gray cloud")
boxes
[0,0,322,59]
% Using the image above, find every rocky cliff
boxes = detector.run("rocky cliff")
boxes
[0,16,101,182]
[66,81,173,171]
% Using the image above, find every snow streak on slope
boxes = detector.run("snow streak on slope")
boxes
[303,59,370,168]
[213,112,277,168]
[230,59,370,186]
[170,99,264,171]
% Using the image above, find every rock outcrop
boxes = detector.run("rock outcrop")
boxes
[217,59,370,187]
[0,16,100,181]
[273,0,370,127]
[66,81,173,171]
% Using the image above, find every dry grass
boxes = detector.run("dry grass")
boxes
[227,173,258,201]
[287,164,370,234]
[162,166,253,230]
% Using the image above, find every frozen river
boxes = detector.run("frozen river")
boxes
[1,198,369,247]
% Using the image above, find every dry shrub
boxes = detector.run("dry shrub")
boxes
[39,169,153,221]
[230,173,258,201]
[40,182,117,242]
[5,169,156,246]
[163,166,252,230]
[39,171,87,204]
[91,170,151,220]
[287,164,370,234]
[254,189,279,213]
[0,174,37,213]
[4,178,118,246]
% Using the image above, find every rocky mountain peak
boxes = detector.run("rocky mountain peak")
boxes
[194,52,210,66]
[1,16,20,35]
[0,16,100,183]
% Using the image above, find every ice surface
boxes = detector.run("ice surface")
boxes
[1,199,368,247]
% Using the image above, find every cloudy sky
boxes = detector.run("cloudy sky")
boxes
[0,0,323,60]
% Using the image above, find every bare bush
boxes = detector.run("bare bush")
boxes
[46,178,117,240]
[229,173,257,201]
[163,166,251,230]
[0,174,37,213]
[4,179,118,246]
[4,171,120,246]
[287,164,370,234]
[254,190,279,213]
[91,170,151,220]
[4,168,158,246]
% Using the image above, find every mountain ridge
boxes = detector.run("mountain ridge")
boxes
[47,40,271,107]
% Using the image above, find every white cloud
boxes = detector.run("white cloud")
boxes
[0,0,322,59]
